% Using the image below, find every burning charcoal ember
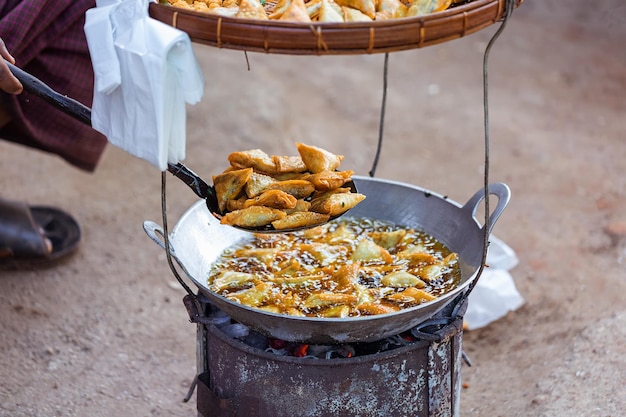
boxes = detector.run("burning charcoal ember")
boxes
[305,344,355,359]
[290,344,309,357]
[305,344,334,357]
[324,346,355,359]
[269,338,287,350]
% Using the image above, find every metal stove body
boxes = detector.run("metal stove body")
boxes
[192,294,467,417]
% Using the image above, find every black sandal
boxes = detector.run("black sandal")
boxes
[0,198,81,260]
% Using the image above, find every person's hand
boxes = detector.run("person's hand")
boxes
[0,37,23,95]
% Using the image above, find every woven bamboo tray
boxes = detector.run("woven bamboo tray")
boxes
[148,0,522,55]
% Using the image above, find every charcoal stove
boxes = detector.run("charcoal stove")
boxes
[185,292,468,417]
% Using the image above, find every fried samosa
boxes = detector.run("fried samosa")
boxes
[376,0,407,18]
[342,5,372,21]
[386,287,437,304]
[213,167,253,213]
[267,179,316,199]
[268,0,291,18]
[351,239,393,263]
[279,0,311,22]
[272,155,308,173]
[334,0,375,19]
[306,170,353,191]
[310,190,366,216]
[245,172,278,198]
[296,142,344,173]
[220,206,286,227]
[318,0,344,22]
[271,211,331,230]
[235,0,268,19]
[228,148,276,172]
[406,0,451,16]
[243,189,298,210]
[284,199,312,214]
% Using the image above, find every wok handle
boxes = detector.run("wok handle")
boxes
[143,221,168,251]
[461,183,511,235]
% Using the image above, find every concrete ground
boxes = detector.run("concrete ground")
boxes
[1,0,625,416]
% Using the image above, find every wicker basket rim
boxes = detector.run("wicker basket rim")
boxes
[153,0,503,29]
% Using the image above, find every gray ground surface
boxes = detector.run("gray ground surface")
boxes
[1,0,625,416]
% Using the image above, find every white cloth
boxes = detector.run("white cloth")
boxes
[464,236,525,330]
[84,0,204,170]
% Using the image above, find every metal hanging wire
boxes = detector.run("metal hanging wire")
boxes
[367,0,517,315]
[460,0,517,305]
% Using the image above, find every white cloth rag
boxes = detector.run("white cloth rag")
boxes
[464,236,525,330]
[84,0,204,171]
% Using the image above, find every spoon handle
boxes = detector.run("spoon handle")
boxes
[166,162,215,200]
[6,59,216,204]
[5,59,92,126]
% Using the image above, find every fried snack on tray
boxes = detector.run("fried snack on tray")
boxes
[164,0,455,21]
[214,143,365,229]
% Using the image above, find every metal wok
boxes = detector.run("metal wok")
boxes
[144,176,510,344]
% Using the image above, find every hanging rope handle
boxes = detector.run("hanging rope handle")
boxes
[454,0,517,314]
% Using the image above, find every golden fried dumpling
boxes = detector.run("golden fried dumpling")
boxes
[271,211,330,230]
[227,282,273,307]
[368,229,407,250]
[351,239,393,263]
[213,167,253,213]
[268,0,291,19]
[243,189,298,210]
[210,270,256,291]
[310,191,366,216]
[235,0,268,20]
[267,179,316,199]
[332,262,360,289]
[222,0,238,7]
[386,287,437,304]
[397,244,437,264]
[381,270,425,288]
[304,0,323,19]
[209,6,239,16]
[296,142,344,173]
[318,0,344,22]
[342,6,372,21]
[204,0,222,8]
[226,195,248,212]
[406,0,451,16]
[357,302,399,315]
[245,172,278,198]
[334,0,375,19]
[376,0,407,18]
[228,148,276,172]
[171,0,193,9]
[284,199,312,214]
[193,1,211,12]
[220,206,286,227]
[272,155,308,173]
[306,170,353,191]
[279,0,311,22]
[304,292,357,308]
